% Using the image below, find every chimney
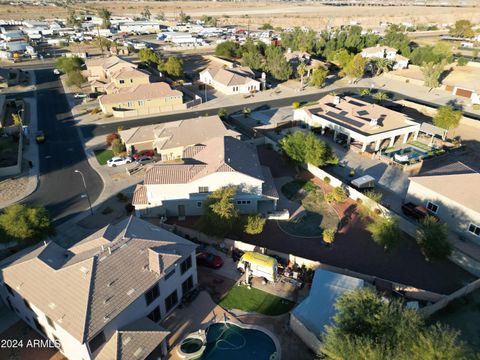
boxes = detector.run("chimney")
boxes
[148,249,164,275]
[370,118,378,126]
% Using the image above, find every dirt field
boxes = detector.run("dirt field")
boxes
[2,2,480,30]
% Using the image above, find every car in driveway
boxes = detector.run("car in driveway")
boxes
[107,156,132,167]
[196,252,224,269]
[135,156,154,166]
[132,150,155,160]
[73,93,87,99]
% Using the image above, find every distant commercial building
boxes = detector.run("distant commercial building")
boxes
[0,216,198,360]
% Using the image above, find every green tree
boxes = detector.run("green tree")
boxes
[433,105,462,130]
[383,24,411,56]
[197,187,239,237]
[309,67,328,88]
[200,15,217,27]
[98,8,112,29]
[66,70,85,89]
[327,48,353,69]
[244,215,266,235]
[111,138,125,155]
[421,61,445,88]
[449,19,474,38]
[179,10,190,23]
[156,12,165,21]
[297,62,307,87]
[160,57,183,78]
[325,186,348,203]
[241,48,263,70]
[66,9,82,28]
[215,40,240,59]
[142,7,151,20]
[55,56,83,74]
[416,215,451,261]
[0,204,54,242]
[372,90,390,104]
[280,131,336,167]
[340,54,367,82]
[138,48,161,66]
[265,45,292,80]
[370,57,393,76]
[457,57,468,66]
[359,88,371,97]
[366,216,400,250]
[259,23,273,30]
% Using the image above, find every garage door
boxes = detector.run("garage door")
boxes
[455,88,473,98]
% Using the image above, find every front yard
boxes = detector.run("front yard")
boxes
[94,149,113,165]
[219,284,295,316]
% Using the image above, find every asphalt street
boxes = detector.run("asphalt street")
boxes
[21,69,103,224]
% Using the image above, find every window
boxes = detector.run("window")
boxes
[180,256,192,275]
[198,186,209,193]
[426,201,439,214]
[138,100,145,106]
[127,101,133,108]
[23,299,32,311]
[46,316,55,329]
[165,268,175,280]
[196,201,202,208]
[468,224,480,237]
[165,290,178,313]
[119,79,125,84]
[147,306,161,323]
[88,331,106,354]
[4,283,14,296]
[182,276,194,295]
[236,200,251,205]
[144,283,160,306]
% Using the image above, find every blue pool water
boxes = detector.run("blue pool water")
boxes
[385,146,426,162]
[200,323,278,360]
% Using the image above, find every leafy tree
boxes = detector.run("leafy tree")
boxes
[142,7,151,20]
[96,36,112,52]
[383,24,411,56]
[106,133,120,146]
[433,105,462,130]
[321,288,467,360]
[55,56,83,74]
[111,138,125,155]
[66,70,85,88]
[215,41,240,59]
[200,15,217,27]
[449,19,474,38]
[359,88,371,97]
[416,215,451,261]
[66,9,82,28]
[297,62,307,87]
[457,56,468,66]
[179,10,190,23]
[138,48,161,66]
[197,187,239,237]
[327,48,353,69]
[281,27,318,53]
[0,204,54,242]
[241,48,263,70]
[259,23,273,30]
[156,12,165,21]
[280,131,336,167]
[340,54,367,82]
[370,57,393,76]
[160,57,183,78]
[309,67,328,88]
[410,43,452,66]
[366,216,400,250]
[325,186,348,203]
[421,61,445,88]
[98,8,112,29]
[265,45,292,80]
[244,215,266,235]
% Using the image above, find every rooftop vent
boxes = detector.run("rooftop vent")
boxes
[127,288,135,296]
[48,302,57,310]
[370,118,378,126]
[107,279,117,287]
[333,96,340,105]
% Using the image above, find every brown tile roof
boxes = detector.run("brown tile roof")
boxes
[132,185,148,206]
[99,82,182,105]
[111,68,150,80]
[409,172,480,214]
[1,216,196,343]
[202,66,258,86]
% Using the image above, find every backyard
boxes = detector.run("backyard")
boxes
[94,149,113,165]
[0,136,19,167]
[219,285,295,316]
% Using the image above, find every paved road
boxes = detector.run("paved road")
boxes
[81,86,480,140]
[21,70,103,224]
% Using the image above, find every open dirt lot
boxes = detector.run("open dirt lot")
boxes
[2,2,480,30]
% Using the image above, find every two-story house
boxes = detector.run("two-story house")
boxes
[0,216,198,360]
[361,45,409,70]
[133,136,278,217]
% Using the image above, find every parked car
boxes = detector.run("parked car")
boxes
[35,131,45,143]
[73,93,87,99]
[401,202,429,221]
[196,252,224,269]
[132,150,155,160]
[107,156,132,167]
[135,156,154,166]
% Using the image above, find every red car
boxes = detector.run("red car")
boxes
[196,252,224,269]
[132,150,155,161]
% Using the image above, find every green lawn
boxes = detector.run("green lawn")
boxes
[409,140,432,152]
[219,285,295,316]
[94,149,114,165]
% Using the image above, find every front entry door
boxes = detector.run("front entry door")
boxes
[178,204,186,218]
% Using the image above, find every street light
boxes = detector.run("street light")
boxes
[74,170,93,215]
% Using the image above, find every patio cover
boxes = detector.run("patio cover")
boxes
[420,122,448,139]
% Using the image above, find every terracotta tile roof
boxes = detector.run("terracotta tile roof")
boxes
[99,82,182,105]
[111,68,150,80]
[132,185,148,205]
[201,66,258,86]
[0,216,196,343]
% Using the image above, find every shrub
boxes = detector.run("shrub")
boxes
[324,176,331,184]
[0,204,54,242]
[326,187,347,203]
[457,57,468,66]
[323,228,336,244]
[416,215,451,261]
[366,216,400,250]
[111,138,125,155]
[90,107,100,115]
[106,133,120,146]
[292,101,300,109]
[244,215,266,235]
[349,169,355,177]
[364,190,383,204]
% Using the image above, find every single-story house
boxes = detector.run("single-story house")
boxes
[442,64,480,105]
[290,268,364,353]
[199,65,260,95]
[119,115,240,159]
[132,135,279,217]
[405,163,480,245]
[294,94,420,152]
[98,82,185,118]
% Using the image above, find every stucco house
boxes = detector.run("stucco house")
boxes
[361,45,409,70]
[0,216,198,360]
[104,68,151,94]
[132,136,279,217]
[98,82,185,117]
[119,115,240,159]
[442,64,480,105]
[405,163,480,245]
[84,56,136,82]
[294,94,420,152]
[199,65,260,95]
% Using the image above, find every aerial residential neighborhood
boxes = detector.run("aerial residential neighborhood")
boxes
[2,1,480,359]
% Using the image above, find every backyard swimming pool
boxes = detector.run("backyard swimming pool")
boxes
[384,146,427,163]
[178,322,280,360]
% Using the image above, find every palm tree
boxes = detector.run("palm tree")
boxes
[297,62,308,88]
[359,88,371,97]
[371,58,393,76]
[373,91,390,104]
